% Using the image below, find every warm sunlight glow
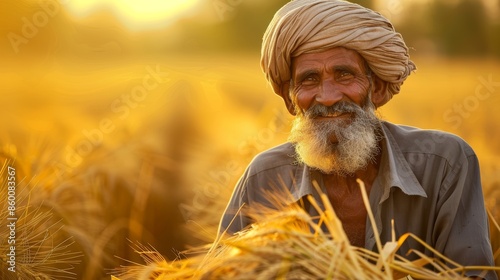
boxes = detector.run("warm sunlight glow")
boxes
[65,0,201,30]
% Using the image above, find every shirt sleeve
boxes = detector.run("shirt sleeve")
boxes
[434,153,497,280]
[217,169,252,235]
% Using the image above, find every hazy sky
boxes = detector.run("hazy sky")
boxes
[62,0,498,31]
[64,0,201,30]
[375,0,498,20]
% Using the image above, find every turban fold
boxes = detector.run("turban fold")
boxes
[261,0,416,113]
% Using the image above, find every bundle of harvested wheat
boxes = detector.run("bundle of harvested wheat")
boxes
[113,180,497,280]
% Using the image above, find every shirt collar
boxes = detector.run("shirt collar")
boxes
[289,121,427,203]
[378,121,427,201]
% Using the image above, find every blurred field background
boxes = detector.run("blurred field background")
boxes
[0,0,499,279]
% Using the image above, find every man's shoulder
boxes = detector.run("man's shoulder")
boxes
[382,121,475,158]
[246,142,298,176]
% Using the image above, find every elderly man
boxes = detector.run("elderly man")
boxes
[218,0,496,278]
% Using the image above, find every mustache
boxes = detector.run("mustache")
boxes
[304,101,366,119]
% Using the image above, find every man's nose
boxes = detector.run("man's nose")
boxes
[315,79,343,107]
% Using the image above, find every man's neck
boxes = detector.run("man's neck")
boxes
[321,146,382,247]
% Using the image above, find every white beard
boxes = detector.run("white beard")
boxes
[288,99,381,176]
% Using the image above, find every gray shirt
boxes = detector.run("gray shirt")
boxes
[219,121,497,279]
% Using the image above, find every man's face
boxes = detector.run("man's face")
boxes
[288,47,381,175]
[291,47,372,119]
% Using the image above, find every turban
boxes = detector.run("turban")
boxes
[261,0,416,114]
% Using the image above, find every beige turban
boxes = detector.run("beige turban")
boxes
[261,0,416,114]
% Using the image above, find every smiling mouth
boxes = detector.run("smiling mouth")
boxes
[316,112,352,119]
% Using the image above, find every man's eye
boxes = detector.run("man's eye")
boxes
[301,76,318,85]
[337,71,354,82]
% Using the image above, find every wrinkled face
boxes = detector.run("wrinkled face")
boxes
[288,47,382,175]
[291,47,372,117]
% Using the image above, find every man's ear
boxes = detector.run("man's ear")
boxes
[370,75,388,108]
[280,82,296,115]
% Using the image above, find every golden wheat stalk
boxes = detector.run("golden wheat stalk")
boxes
[0,156,82,279]
[113,179,499,280]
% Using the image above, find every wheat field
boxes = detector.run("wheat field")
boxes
[0,53,499,279]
